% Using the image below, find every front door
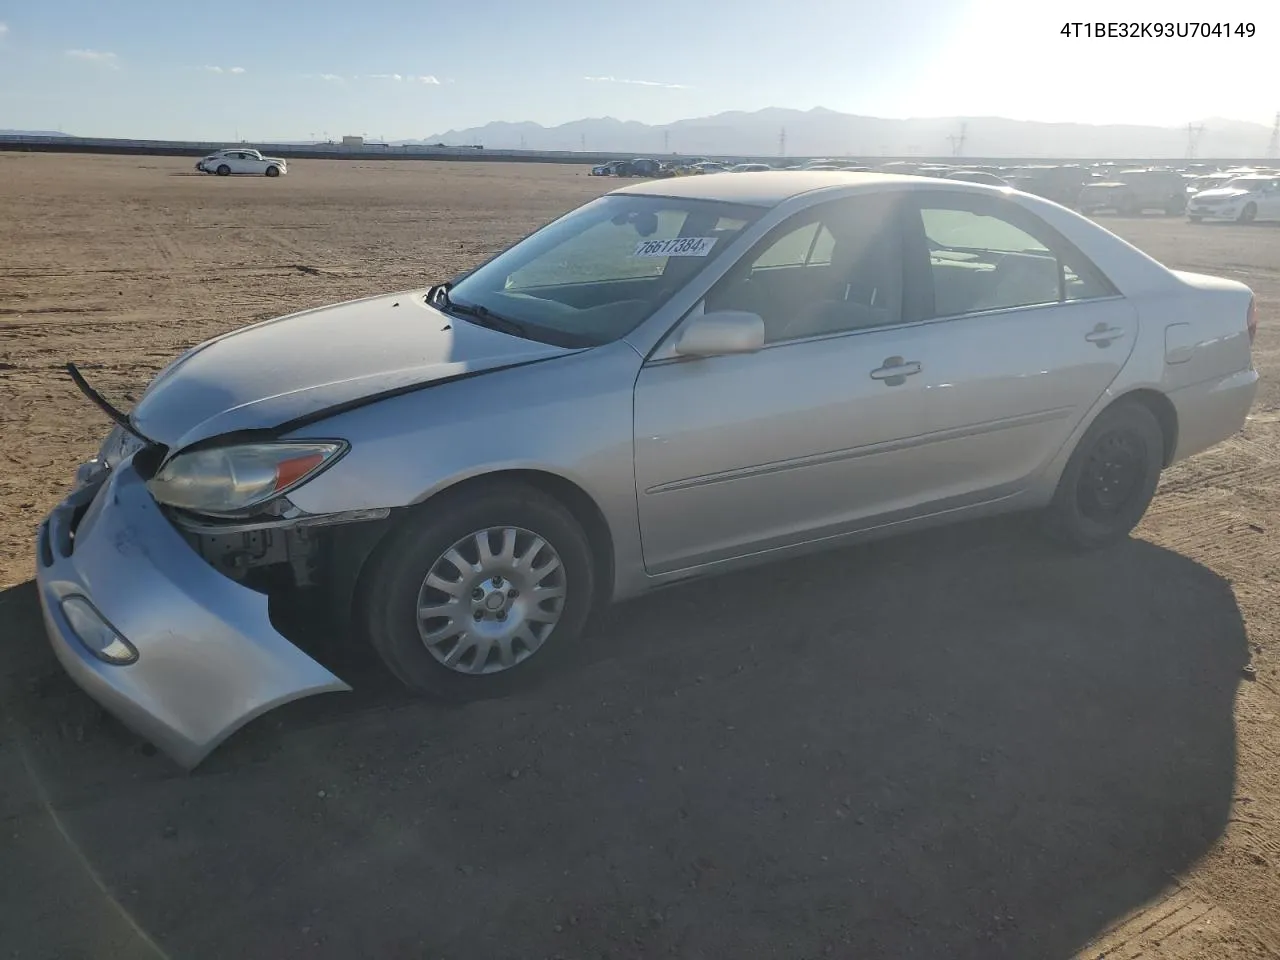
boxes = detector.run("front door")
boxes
[1258,178,1280,220]
[633,194,937,575]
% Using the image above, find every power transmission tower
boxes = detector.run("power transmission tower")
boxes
[947,122,968,157]
[1267,112,1280,159]
[779,127,787,157]
[664,130,670,153]
[1185,123,1205,159]
[580,134,586,152]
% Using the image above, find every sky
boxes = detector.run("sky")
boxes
[0,0,1275,140]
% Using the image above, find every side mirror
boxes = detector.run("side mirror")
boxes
[673,310,765,358]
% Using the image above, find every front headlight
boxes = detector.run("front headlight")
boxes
[146,441,347,515]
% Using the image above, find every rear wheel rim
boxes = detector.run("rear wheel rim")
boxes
[415,526,567,675]
[1076,430,1147,522]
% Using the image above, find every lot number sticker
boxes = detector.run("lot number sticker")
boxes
[634,237,718,258]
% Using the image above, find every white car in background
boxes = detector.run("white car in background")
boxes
[1187,174,1280,223]
[196,148,288,177]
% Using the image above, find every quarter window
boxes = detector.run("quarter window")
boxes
[918,204,1113,317]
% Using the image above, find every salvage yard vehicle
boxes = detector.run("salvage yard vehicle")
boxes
[196,148,288,177]
[40,172,1259,767]
[1006,164,1090,207]
[1187,174,1280,223]
[945,169,1008,186]
[1078,169,1186,215]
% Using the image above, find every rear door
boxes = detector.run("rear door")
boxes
[896,191,1137,505]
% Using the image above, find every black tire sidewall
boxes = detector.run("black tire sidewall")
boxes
[1240,203,1257,223]
[361,483,597,700]
[216,164,230,176]
[1046,402,1164,550]
[265,166,280,177]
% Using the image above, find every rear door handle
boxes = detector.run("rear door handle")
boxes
[1085,325,1127,346]
[870,356,922,385]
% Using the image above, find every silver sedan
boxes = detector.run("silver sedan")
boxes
[37,172,1260,767]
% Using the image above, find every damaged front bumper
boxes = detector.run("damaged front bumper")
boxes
[34,456,350,768]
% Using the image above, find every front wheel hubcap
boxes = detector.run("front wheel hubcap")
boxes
[416,526,567,675]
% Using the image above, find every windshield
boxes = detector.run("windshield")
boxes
[445,194,762,347]
[1225,176,1275,190]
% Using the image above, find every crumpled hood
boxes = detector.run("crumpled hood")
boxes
[1192,187,1250,201]
[130,290,576,451]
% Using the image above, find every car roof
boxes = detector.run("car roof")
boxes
[610,171,986,208]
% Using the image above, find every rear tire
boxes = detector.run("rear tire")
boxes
[216,164,231,176]
[359,482,597,700]
[1042,402,1164,550]
[1238,202,1258,223]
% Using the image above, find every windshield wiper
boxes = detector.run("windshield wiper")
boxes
[438,294,531,339]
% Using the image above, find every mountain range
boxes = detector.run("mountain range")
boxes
[413,108,1277,159]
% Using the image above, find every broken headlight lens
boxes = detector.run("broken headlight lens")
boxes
[146,441,347,516]
[98,424,146,468]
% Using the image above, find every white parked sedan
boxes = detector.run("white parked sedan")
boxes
[39,172,1259,766]
[196,148,288,177]
[1187,174,1280,222]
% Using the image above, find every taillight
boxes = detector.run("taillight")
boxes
[1247,295,1257,344]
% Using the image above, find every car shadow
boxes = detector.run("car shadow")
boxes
[1,520,1246,959]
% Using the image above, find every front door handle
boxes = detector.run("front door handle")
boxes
[870,356,922,386]
[1085,324,1127,346]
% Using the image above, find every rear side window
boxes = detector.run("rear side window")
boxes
[915,200,1115,317]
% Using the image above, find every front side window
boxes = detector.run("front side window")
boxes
[703,196,904,343]
[447,195,761,347]
[917,201,1113,316]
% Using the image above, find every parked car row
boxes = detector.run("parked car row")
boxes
[588,156,1280,223]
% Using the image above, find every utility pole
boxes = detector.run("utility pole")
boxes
[1186,122,1205,159]
[1267,112,1280,159]
[778,127,787,157]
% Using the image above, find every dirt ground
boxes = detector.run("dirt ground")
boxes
[1,154,1279,959]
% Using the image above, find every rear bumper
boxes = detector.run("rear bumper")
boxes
[1168,367,1259,462]
[35,459,349,768]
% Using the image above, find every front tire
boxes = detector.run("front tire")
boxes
[216,164,231,176]
[265,165,280,177]
[1042,402,1164,550]
[1238,202,1258,223]
[360,482,596,699]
